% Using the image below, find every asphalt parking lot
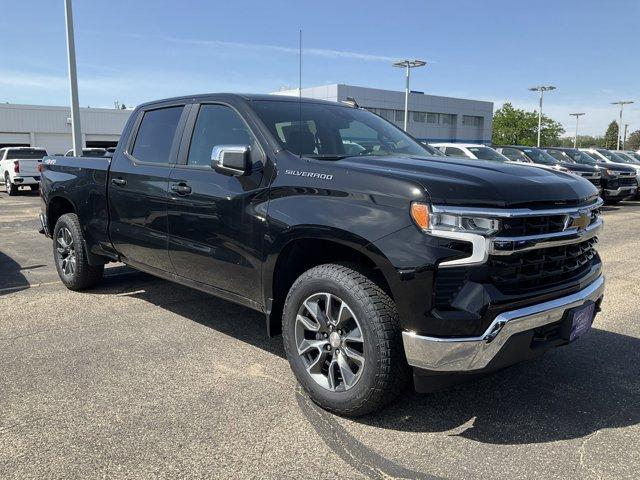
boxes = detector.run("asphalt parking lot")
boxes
[1,188,639,480]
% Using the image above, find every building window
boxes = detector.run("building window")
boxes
[439,114,456,125]
[413,111,426,123]
[462,115,483,127]
[395,110,405,122]
[427,113,438,124]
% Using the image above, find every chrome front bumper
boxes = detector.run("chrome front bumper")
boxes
[402,275,605,372]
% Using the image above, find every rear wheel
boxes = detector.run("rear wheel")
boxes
[282,263,409,416]
[53,213,104,290]
[5,174,18,196]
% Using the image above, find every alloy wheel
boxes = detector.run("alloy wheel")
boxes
[56,227,77,276]
[295,292,365,392]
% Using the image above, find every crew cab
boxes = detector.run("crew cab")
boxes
[1,147,48,195]
[39,94,605,416]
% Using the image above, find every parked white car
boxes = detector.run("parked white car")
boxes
[430,143,510,162]
[1,147,48,196]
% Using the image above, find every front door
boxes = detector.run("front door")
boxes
[109,104,188,272]
[166,103,268,302]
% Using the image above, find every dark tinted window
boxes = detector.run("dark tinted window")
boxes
[131,106,184,163]
[546,150,569,162]
[188,104,257,166]
[444,146,465,157]
[82,149,107,157]
[7,149,48,159]
[467,146,508,162]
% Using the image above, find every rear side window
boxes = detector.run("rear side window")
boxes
[187,104,258,166]
[131,106,184,163]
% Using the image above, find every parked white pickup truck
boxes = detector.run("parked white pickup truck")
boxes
[1,147,48,196]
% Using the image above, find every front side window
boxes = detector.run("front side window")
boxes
[187,104,258,166]
[131,106,184,164]
[598,149,628,163]
[252,101,430,159]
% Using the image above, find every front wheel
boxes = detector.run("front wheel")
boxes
[53,213,104,290]
[282,264,410,416]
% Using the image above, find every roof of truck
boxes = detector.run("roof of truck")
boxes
[136,93,343,109]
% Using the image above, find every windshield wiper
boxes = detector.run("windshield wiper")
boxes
[306,154,350,160]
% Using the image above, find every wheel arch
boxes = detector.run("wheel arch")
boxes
[263,227,398,337]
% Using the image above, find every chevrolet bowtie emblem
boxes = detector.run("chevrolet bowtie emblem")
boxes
[565,212,590,230]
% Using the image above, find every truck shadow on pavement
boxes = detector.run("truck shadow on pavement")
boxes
[0,250,30,295]
[91,273,639,446]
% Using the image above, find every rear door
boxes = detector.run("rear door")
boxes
[108,103,190,273]
[166,102,268,302]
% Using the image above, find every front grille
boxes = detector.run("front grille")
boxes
[488,238,598,294]
[589,178,601,187]
[619,176,636,187]
[500,215,566,236]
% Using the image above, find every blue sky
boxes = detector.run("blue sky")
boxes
[2,0,638,136]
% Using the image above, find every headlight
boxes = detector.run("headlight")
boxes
[411,202,500,235]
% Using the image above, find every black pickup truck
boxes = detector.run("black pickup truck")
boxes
[39,94,605,416]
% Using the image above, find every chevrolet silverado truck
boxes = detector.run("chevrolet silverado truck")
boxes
[39,94,605,416]
[1,147,48,195]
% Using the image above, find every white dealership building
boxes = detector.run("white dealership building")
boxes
[0,103,132,155]
[274,84,493,144]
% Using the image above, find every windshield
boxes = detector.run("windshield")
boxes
[614,152,640,165]
[467,146,508,162]
[6,149,47,159]
[252,100,429,159]
[597,149,627,163]
[522,147,560,165]
[546,149,574,163]
[564,149,598,165]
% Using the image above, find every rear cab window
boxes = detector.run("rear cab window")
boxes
[131,106,184,163]
[6,149,48,159]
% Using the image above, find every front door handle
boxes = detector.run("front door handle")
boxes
[111,177,127,187]
[171,183,192,196]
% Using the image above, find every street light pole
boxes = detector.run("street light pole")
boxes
[64,0,82,156]
[569,113,585,148]
[623,123,629,149]
[611,101,633,150]
[529,85,556,147]
[393,60,427,131]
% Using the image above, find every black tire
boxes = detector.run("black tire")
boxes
[604,198,621,205]
[282,263,410,416]
[5,174,18,196]
[53,213,104,290]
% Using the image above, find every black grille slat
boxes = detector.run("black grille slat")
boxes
[618,177,636,187]
[488,238,598,293]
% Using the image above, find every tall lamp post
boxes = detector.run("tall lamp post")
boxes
[529,85,556,147]
[569,112,585,148]
[623,123,629,149]
[392,59,427,131]
[64,0,82,156]
[611,101,634,150]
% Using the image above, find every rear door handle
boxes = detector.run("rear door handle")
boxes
[171,183,192,196]
[111,177,127,187]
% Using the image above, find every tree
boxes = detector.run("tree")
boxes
[492,103,565,146]
[625,129,640,151]
[558,135,605,148]
[603,121,619,149]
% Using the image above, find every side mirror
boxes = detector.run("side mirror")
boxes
[211,145,251,176]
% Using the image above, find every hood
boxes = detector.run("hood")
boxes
[559,162,597,173]
[335,155,598,208]
[600,162,637,174]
